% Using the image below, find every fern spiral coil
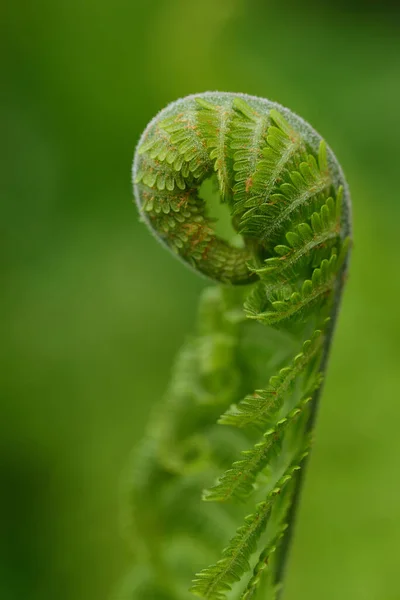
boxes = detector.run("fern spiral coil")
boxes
[128,92,352,600]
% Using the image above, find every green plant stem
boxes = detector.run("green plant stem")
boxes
[274,247,351,593]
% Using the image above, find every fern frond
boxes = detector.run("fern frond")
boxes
[196,98,233,201]
[240,527,287,600]
[135,153,188,192]
[251,186,344,282]
[231,108,305,223]
[239,141,332,245]
[230,98,270,212]
[219,329,324,430]
[190,447,309,600]
[245,243,350,327]
[203,396,311,502]
[132,92,352,600]
[159,108,211,180]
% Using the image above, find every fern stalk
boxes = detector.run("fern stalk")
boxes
[127,92,352,600]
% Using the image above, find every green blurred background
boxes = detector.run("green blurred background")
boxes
[2,1,400,599]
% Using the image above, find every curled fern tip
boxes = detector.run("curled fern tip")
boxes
[129,92,352,600]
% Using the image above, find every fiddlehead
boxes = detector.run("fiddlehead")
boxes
[128,92,351,600]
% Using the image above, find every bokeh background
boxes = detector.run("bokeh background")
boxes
[2,1,400,599]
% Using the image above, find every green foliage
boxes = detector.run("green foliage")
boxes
[131,92,351,600]
[245,248,349,328]
[195,98,233,201]
[250,187,343,282]
[191,445,309,600]
[231,109,304,225]
[203,395,312,503]
[219,329,324,430]
[239,529,286,600]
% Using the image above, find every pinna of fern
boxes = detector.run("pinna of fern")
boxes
[125,92,351,600]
